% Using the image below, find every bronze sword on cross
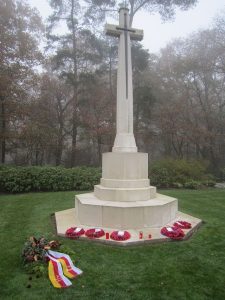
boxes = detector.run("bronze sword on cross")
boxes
[115,11,136,98]
[105,8,143,99]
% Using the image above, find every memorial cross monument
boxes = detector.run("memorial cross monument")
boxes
[105,7,143,152]
[55,7,201,244]
[73,7,177,228]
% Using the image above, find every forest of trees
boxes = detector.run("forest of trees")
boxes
[0,0,225,175]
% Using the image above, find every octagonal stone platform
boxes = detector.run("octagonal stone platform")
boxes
[75,192,177,229]
[55,208,202,246]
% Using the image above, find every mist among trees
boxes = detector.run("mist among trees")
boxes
[0,0,224,175]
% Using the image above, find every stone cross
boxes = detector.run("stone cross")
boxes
[105,7,143,152]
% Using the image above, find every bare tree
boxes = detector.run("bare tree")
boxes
[0,0,43,164]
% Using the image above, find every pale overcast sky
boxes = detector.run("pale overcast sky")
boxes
[28,0,225,53]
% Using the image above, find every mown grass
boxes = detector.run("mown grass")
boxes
[0,189,225,300]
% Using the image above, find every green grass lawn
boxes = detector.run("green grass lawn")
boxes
[0,189,225,300]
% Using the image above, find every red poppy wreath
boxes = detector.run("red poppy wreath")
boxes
[110,230,131,241]
[161,226,185,240]
[65,227,85,238]
[173,220,192,229]
[85,228,105,238]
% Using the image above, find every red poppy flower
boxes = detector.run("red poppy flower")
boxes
[110,230,131,241]
[173,221,192,229]
[161,226,185,240]
[65,227,85,238]
[85,228,105,238]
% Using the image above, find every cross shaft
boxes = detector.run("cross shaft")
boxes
[104,7,143,152]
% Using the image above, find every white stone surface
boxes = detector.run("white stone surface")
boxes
[105,24,143,41]
[75,192,178,229]
[106,8,143,153]
[96,152,156,202]
[75,192,176,207]
[94,185,156,202]
[55,208,202,246]
[100,178,150,188]
[102,152,148,180]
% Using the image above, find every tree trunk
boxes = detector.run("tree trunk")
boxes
[55,134,63,166]
[70,107,78,167]
[97,135,101,166]
[56,102,64,166]
[70,0,78,167]
[0,96,6,164]
[35,149,39,165]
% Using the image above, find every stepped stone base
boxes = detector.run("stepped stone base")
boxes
[95,152,156,202]
[55,208,202,246]
[94,185,156,202]
[75,192,177,229]
[54,151,202,246]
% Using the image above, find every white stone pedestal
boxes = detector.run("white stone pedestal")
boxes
[95,152,156,202]
[54,152,202,246]
[74,152,177,229]
[75,192,177,229]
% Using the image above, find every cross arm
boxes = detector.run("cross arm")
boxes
[105,23,144,41]
[130,29,143,41]
[105,24,120,38]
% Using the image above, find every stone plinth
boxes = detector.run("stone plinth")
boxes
[102,152,148,183]
[94,185,156,202]
[74,152,178,230]
[54,150,202,245]
[75,193,177,229]
[95,152,156,201]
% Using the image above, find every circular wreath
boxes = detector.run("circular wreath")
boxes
[85,228,105,238]
[161,226,185,240]
[173,221,192,229]
[22,237,60,263]
[110,230,131,241]
[65,227,85,238]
